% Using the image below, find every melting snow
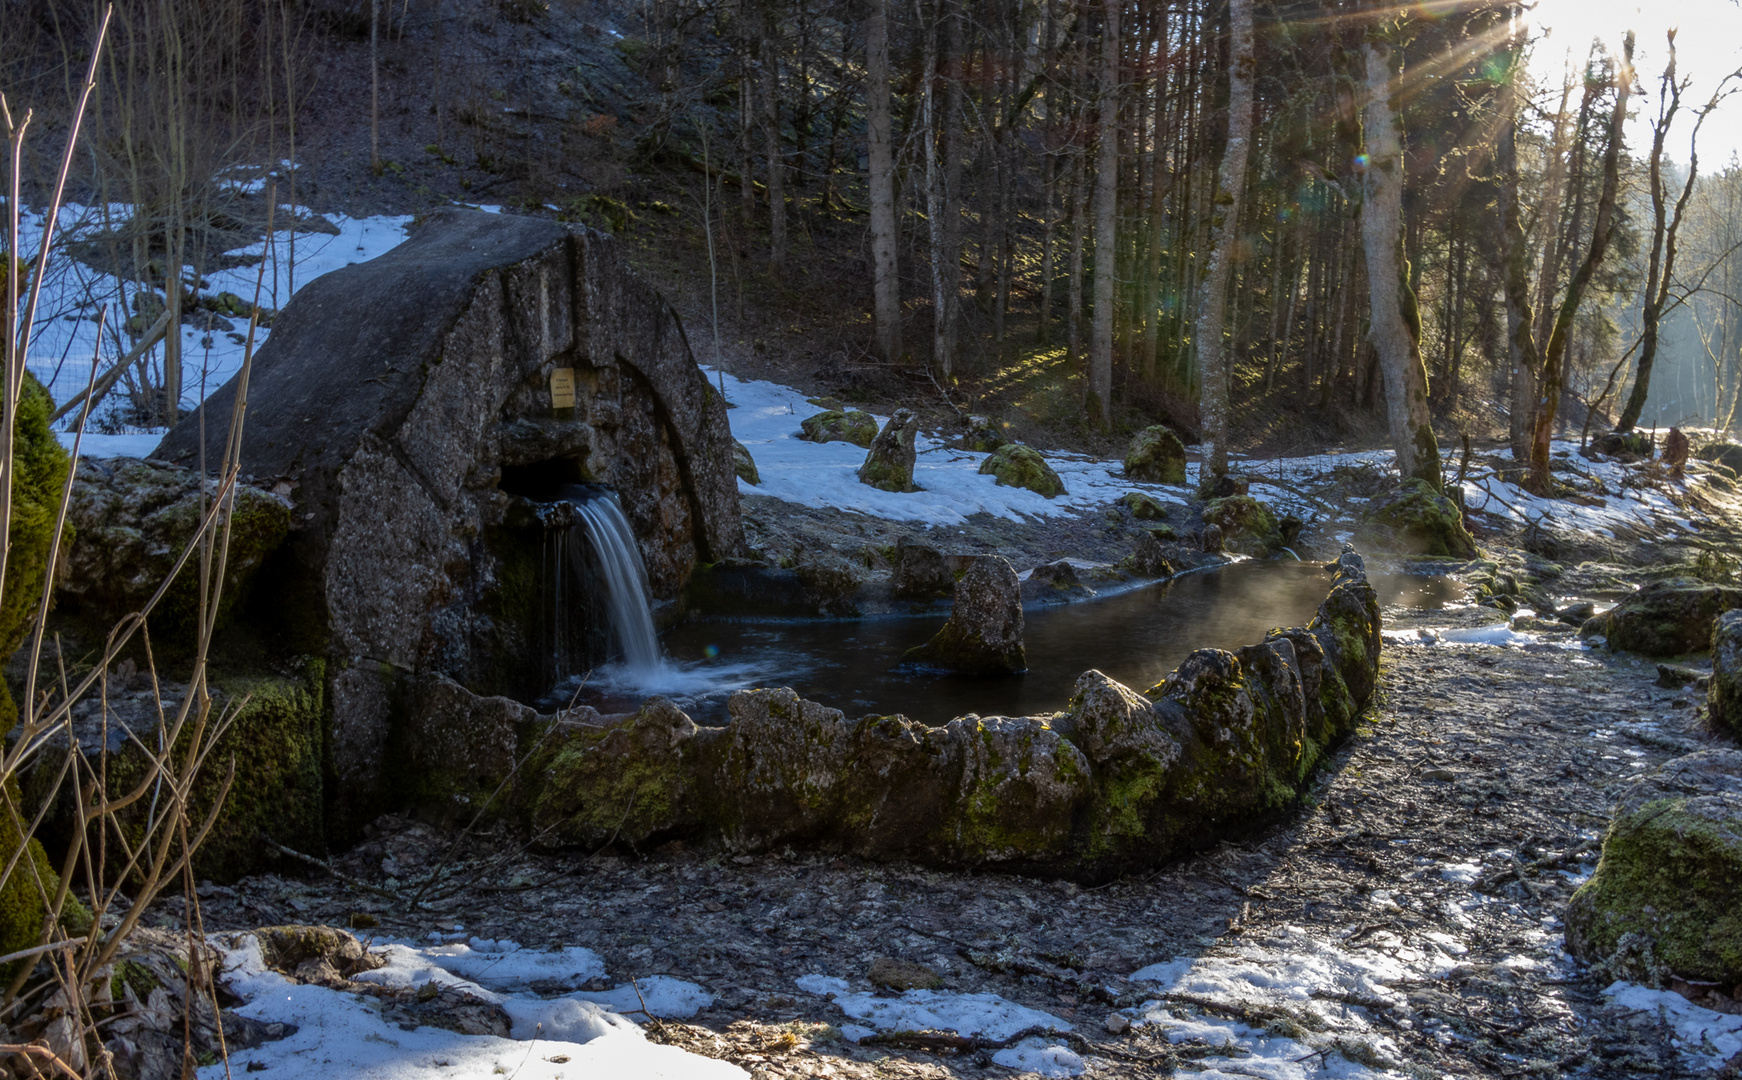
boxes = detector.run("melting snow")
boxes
[1605,982,1742,1069]
[206,935,742,1079]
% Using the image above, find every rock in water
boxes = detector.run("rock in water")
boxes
[733,440,760,485]
[1581,579,1742,656]
[1124,426,1187,484]
[891,535,954,600]
[1564,749,1742,986]
[904,556,1025,674]
[800,408,879,447]
[1711,611,1742,737]
[858,409,921,492]
[963,414,1007,452]
[1359,478,1476,558]
[1202,494,1281,555]
[978,443,1065,498]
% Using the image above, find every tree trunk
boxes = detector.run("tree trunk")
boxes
[1359,39,1442,489]
[760,14,785,274]
[1496,42,1540,465]
[918,0,954,375]
[1193,0,1253,478]
[866,0,901,362]
[1088,0,1118,426]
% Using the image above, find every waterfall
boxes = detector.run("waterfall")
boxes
[564,485,664,674]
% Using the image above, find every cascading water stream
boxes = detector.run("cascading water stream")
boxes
[565,486,663,675]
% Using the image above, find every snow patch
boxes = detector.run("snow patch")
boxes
[1605,982,1742,1069]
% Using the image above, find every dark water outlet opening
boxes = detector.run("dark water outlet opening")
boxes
[500,455,591,502]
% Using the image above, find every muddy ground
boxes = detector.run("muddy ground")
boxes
[166,571,1741,1079]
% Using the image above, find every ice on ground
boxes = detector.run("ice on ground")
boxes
[57,432,165,459]
[1382,625,1570,649]
[1128,927,1407,1079]
[570,976,714,1019]
[711,366,1192,527]
[1605,982,1742,1069]
[990,1036,1086,1077]
[1440,862,1481,883]
[795,973,850,997]
[209,935,746,1080]
[389,938,608,989]
[815,985,1070,1043]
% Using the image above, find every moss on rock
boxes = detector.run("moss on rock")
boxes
[1119,491,1169,520]
[1711,611,1742,738]
[1124,426,1187,485]
[1565,750,1742,984]
[1582,579,1742,657]
[0,372,71,666]
[1359,479,1476,558]
[978,444,1065,498]
[963,415,1007,453]
[732,440,760,485]
[0,778,63,982]
[1202,495,1280,555]
[800,409,879,448]
[858,410,921,492]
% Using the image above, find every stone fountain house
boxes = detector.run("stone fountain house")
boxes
[154,209,743,834]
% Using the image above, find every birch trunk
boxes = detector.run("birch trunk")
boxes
[1359,39,1442,489]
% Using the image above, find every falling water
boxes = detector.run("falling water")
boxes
[564,485,663,675]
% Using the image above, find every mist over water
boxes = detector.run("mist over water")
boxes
[555,560,1456,727]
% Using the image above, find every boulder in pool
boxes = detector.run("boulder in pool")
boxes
[1580,579,1742,657]
[1359,478,1476,558]
[1710,610,1742,737]
[1202,494,1280,555]
[1124,426,1187,485]
[978,443,1065,498]
[904,556,1025,674]
[801,408,879,448]
[858,409,920,492]
[1565,749,1742,988]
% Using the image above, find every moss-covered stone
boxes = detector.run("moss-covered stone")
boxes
[1202,495,1281,555]
[1359,479,1476,558]
[800,409,879,448]
[978,444,1065,498]
[904,557,1025,674]
[1119,492,1169,520]
[963,415,1008,453]
[101,669,325,883]
[0,372,71,667]
[1565,750,1742,984]
[732,440,760,485]
[60,457,291,654]
[0,778,63,982]
[1581,579,1742,657]
[1711,611,1742,738]
[526,697,696,849]
[1124,426,1187,485]
[858,409,921,492]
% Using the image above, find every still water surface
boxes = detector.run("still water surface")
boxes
[562,560,1456,726]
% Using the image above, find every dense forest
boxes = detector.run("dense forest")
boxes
[3,0,1741,488]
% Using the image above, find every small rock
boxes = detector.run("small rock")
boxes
[800,408,879,447]
[1119,491,1169,520]
[1124,426,1187,484]
[1421,768,1457,782]
[1104,1013,1131,1035]
[1711,611,1742,737]
[868,957,943,992]
[1197,472,1249,500]
[1201,523,1225,553]
[1128,535,1174,578]
[978,443,1066,498]
[858,409,921,492]
[1656,663,1710,691]
[963,414,1007,452]
[892,536,955,600]
[732,440,760,485]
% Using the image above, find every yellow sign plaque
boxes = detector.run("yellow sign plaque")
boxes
[550,367,576,409]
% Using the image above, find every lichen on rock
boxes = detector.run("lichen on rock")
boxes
[904,556,1025,674]
[1359,478,1476,558]
[858,409,921,492]
[978,444,1065,498]
[1202,494,1280,555]
[732,439,760,485]
[1124,426,1187,485]
[1119,491,1169,520]
[891,536,954,600]
[800,409,879,448]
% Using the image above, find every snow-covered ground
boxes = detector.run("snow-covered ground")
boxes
[204,934,745,1079]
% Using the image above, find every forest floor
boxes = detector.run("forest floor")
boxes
[174,584,1742,1079]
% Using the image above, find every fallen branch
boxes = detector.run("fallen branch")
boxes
[261,836,407,903]
[48,307,171,423]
